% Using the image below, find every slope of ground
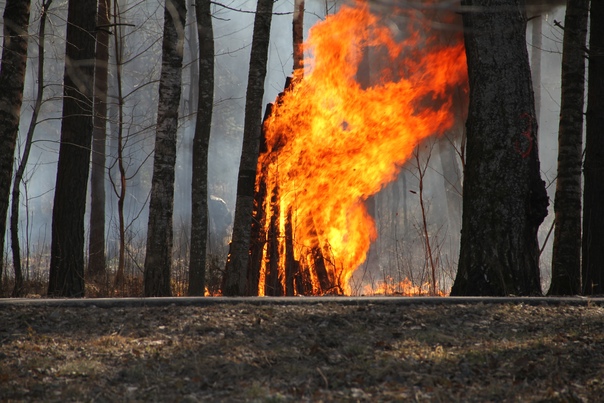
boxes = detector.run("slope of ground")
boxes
[1,299,603,402]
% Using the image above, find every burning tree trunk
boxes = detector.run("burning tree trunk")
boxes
[245,105,271,295]
[265,186,284,296]
[284,209,297,295]
[451,0,549,296]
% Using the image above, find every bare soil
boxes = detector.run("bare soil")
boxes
[1,299,604,402]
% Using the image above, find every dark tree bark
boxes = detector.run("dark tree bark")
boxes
[88,0,111,279]
[143,0,186,297]
[186,1,199,116]
[451,0,549,296]
[530,13,542,122]
[10,0,52,297]
[548,0,589,296]
[264,186,283,296]
[292,0,304,76]
[0,0,32,296]
[222,0,274,296]
[188,0,214,296]
[48,0,97,298]
[582,0,604,295]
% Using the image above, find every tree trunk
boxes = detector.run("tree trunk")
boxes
[143,0,186,297]
[187,1,199,116]
[451,0,548,296]
[48,0,97,298]
[292,0,304,79]
[265,186,283,296]
[10,0,51,297]
[0,0,32,296]
[530,14,542,123]
[88,0,111,279]
[582,0,604,295]
[188,0,214,296]
[548,0,589,296]
[222,0,274,296]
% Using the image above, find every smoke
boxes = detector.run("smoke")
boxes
[7,0,565,293]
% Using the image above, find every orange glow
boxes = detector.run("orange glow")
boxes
[257,3,467,295]
[361,277,448,297]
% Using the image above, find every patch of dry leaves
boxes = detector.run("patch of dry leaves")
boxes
[1,301,604,402]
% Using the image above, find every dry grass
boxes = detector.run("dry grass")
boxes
[1,301,604,402]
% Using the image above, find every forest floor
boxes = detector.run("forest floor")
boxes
[1,298,604,402]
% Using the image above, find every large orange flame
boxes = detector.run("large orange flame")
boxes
[257,3,467,295]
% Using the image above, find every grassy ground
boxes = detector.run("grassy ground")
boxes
[1,300,603,402]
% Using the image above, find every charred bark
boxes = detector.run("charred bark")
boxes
[451,0,548,296]
[246,174,267,296]
[284,209,296,296]
[264,186,283,296]
[245,103,273,295]
[311,246,331,294]
[292,0,304,76]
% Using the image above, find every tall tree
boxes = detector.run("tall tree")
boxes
[582,0,604,295]
[143,0,186,297]
[292,0,304,78]
[10,0,52,297]
[451,0,549,296]
[88,0,112,279]
[48,0,97,297]
[222,0,275,295]
[188,0,214,296]
[548,0,589,296]
[530,12,542,123]
[0,0,32,296]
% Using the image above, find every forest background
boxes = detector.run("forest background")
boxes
[0,0,569,297]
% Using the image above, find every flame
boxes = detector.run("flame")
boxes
[361,277,448,297]
[256,3,467,295]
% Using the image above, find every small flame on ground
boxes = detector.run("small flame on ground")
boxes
[361,277,448,297]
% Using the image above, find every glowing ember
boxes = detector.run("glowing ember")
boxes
[256,3,467,295]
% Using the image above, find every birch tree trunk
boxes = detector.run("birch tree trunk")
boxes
[451,0,549,296]
[188,0,214,296]
[143,0,186,297]
[222,0,274,295]
[48,0,97,297]
[548,0,589,296]
[582,0,604,295]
